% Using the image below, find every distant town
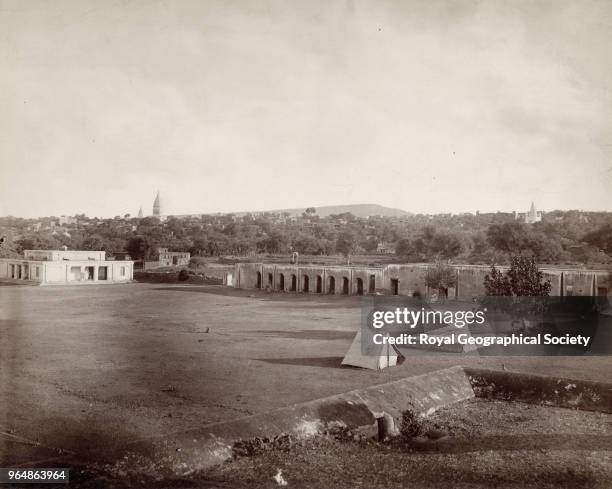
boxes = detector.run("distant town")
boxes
[0,192,611,268]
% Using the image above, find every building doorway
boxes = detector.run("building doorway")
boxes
[391,279,399,295]
[316,275,322,293]
[98,266,108,280]
[291,274,297,292]
[342,277,349,295]
[328,276,335,294]
[279,274,285,291]
[268,273,273,288]
[303,275,309,293]
[355,278,364,295]
[369,274,376,294]
[256,271,262,289]
[85,266,94,280]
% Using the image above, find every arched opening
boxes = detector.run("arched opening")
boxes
[279,273,285,291]
[342,277,349,295]
[316,275,322,293]
[391,279,399,295]
[291,274,297,292]
[369,274,376,294]
[328,276,335,294]
[268,273,273,288]
[302,275,309,293]
[256,271,262,289]
[355,278,364,295]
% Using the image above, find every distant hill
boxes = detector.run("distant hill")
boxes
[176,204,412,219]
[264,204,411,218]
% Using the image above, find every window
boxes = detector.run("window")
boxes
[120,266,126,277]
[34,266,40,279]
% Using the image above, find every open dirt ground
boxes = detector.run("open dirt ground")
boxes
[1,282,610,475]
[201,399,612,489]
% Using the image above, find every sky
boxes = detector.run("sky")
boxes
[1,0,611,218]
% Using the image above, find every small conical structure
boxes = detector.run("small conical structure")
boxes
[341,330,399,370]
[137,206,143,218]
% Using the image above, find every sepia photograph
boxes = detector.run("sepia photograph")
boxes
[1,1,611,487]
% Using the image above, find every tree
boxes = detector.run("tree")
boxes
[190,236,209,256]
[0,237,21,259]
[424,262,457,299]
[126,236,150,260]
[483,265,511,296]
[583,224,612,253]
[362,236,379,253]
[430,230,463,259]
[259,232,289,254]
[336,230,358,263]
[82,234,106,251]
[506,255,552,297]
[395,238,414,258]
[487,222,527,253]
[485,256,551,297]
[292,234,320,255]
[484,256,551,331]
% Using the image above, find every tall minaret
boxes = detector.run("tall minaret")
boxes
[152,191,161,218]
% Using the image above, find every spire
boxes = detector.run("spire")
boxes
[524,201,541,224]
[137,206,143,218]
[152,191,161,217]
[529,201,536,216]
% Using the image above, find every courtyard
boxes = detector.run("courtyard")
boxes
[0,282,610,479]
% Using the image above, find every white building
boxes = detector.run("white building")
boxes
[0,250,133,285]
[515,201,542,224]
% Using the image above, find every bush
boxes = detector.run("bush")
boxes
[399,409,423,438]
[177,269,190,281]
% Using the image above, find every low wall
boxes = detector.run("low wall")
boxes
[134,271,223,285]
[82,366,612,476]
[98,367,474,474]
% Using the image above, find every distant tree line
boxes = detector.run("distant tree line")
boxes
[1,209,611,266]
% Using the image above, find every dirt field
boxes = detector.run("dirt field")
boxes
[1,282,610,472]
[202,399,612,489]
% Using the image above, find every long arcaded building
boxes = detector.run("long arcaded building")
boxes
[233,262,611,298]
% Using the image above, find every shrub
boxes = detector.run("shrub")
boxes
[399,409,423,438]
[177,269,190,281]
